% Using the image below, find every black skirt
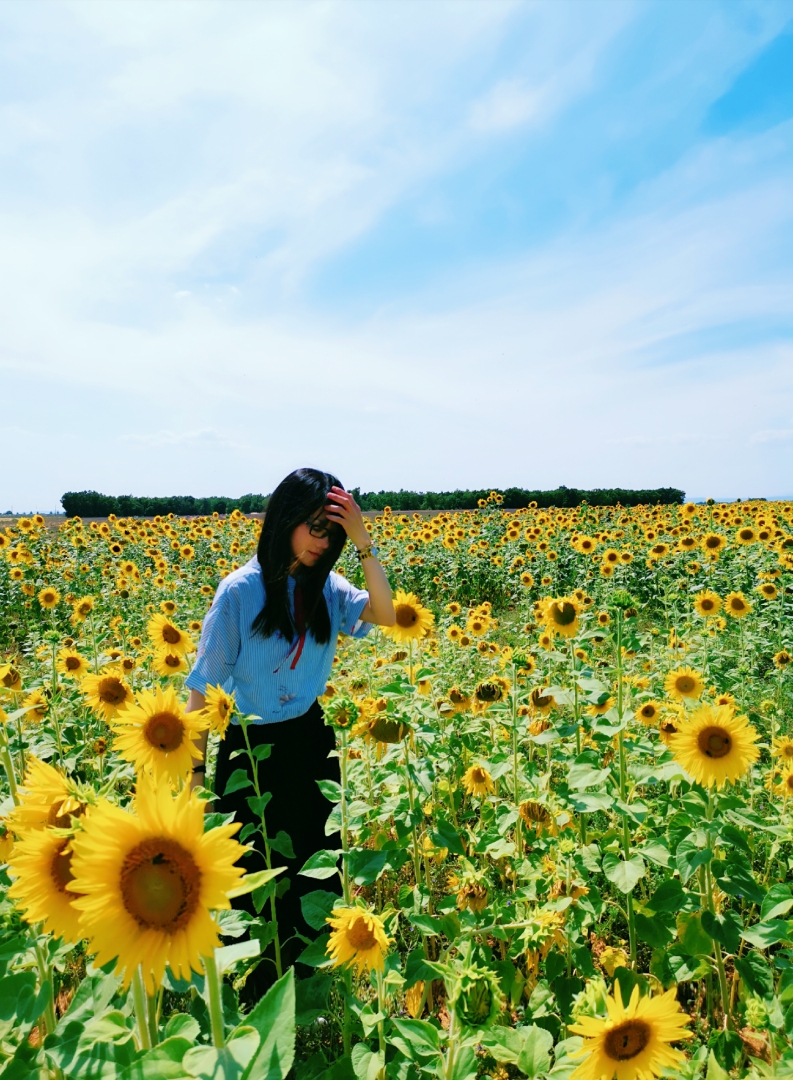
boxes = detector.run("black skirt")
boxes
[213,700,340,974]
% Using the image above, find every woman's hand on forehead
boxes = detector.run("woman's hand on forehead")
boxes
[324,487,370,550]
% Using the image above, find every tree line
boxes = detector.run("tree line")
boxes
[60,485,684,518]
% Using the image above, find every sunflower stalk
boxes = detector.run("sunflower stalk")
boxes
[203,951,226,1049]
[131,966,153,1050]
[0,725,19,804]
[338,727,351,906]
[239,717,283,979]
[706,791,733,1030]
[34,935,58,1040]
[615,608,637,969]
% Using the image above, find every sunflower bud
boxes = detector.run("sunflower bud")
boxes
[449,966,504,1028]
[325,697,360,730]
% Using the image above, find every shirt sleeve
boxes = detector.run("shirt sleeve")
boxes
[185,582,243,694]
[332,573,373,639]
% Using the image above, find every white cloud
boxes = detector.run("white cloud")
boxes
[749,426,793,444]
[118,428,241,449]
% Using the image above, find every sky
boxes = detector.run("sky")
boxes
[1,0,793,512]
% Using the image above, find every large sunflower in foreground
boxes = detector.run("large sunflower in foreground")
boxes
[70,777,246,993]
[326,905,391,975]
[663,667,704,701]
[669,704,759,789]
[111,685,207,784]
[81,670,133,721]
[147,614,195,657]
[569,984,691,1080]
[383,591,435,644]
[7,828,84,944]
[7,757,87,836]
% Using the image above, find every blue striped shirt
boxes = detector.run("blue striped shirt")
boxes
[186,556,372,724]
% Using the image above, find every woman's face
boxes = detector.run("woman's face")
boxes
[291,507,337,568]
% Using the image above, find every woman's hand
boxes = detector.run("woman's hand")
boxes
[325,487,371,550]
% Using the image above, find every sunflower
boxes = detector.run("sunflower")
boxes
[724,591,752,619]
[7,757,86,835]
[693,591,720,617]
[670,704,759,789]
[519,800,556,835]
[529,686,555,715]
[775,650,792,669]
[22,688,48,722]
[447,687,471,714]
[735,526,757,545]
[81,670,133,720]
[383,591,435,644]
[461,765,494,798]
[202,685,235,737]
[70,777,246,993]
[569,983,691,1080]
[0,820,13,863]
[7,828,84,944]
[38,586,61,609]
[466,613,490,636]
[635,700,663,726]
[150,649,188,677]
[541,596,581,639]
[56,648,90,680]
[71,596,95,622]
[446,625,462,643]
[663,666,704,701]
[701,533,726,558]
[756,582,778,600]
[0,664,23,694]
[472,677,510,713]
[111,685,207,784]
[326,905,391,975]
[772,735,793,763]
[147,614,195,657]
[776,766,793,800]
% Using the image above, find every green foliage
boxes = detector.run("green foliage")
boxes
[60,491,268,517]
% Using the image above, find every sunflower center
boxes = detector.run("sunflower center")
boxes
[701,599,714,611]
[471,768,486,783]
[640,705,656,718]
[164,654,181,669]
[604,1019,651,1061]
[50,842,77,895]
[98,677,127,706]
[675,676,696,694]
[477,682,500,702]
[551,602,576,626]
[346,916,376,950]
[698,726,731,759]
[705,536,721,548]
[120,838,201,931]
[782,744,793,759]
[162,625,181,644]
[65,656,81,670]
[395,604,418,628]
[730,599,745,611]
[144,711,185,752]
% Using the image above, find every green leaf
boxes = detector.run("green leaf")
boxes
[301,890,339,932]
[296,934,332,968]
[241,969,296,1080]
[351,1046,385,1080]
[677,913,713,957]
[0,971,37,1022]
[268,831,295,859]
[390,1018,442,1062]
[251,743,272,760]
[184,1027,259,1080]
[613,968,646,1005]
[118,1037,194,1079]
[647,879,696,914]
[637,841,671,868]
[347,848,389,885]
[246,794,272,817]
[215,938,261,976]
[317,780,342,803]
[716,857,765,906]
[634,913,674,949]
[567,764,611,791]
[295,973,332,1027]
[735,951,774,997]
[708,1031,744,1073]
[164,1014,201,1042]
[224,769,253,796]
[701,910,742,953]
[674,837,713,883]
[403,949,437,989]
[227,867,284,899]
[602,852,646,894]
[449,1043,477,1080]
[57,971,120,1027]
[429,816,467,856]
[741,919,792,949]
[705,1049,730,1080]
[761,884,793,922]
[298,849,341,879]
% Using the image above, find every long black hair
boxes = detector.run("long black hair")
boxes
[251,468,347,644]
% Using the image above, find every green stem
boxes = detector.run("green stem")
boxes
[706,792,733,1030]
[0,727,19,804]
[403,737,422,886]
[338,728,351,905]
[615,609,636,968]
[132,967,152,1050]
[376,970,386,1058]
[34,937,57,1038]
[444,1006,460,1080]
[203,951,226,1049]
[240,718,282,979]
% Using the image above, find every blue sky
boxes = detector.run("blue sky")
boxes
[1,0,792,511]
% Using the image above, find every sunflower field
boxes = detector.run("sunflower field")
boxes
[1,496,792,1080]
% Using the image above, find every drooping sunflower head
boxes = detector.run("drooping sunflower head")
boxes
[70,776,246,993]
[663,666,704,701]
[529,686,555,715]
[111,685,208,784]
[326,905,391,975]
[775,650,792,670]
[147,614,195,657]
[384,591,435,644]
[669,704,760,789]
[519,800,556,835]
[461,764,494,799]
[7,757,89,836]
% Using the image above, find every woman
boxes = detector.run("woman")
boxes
[185,468,395,992]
